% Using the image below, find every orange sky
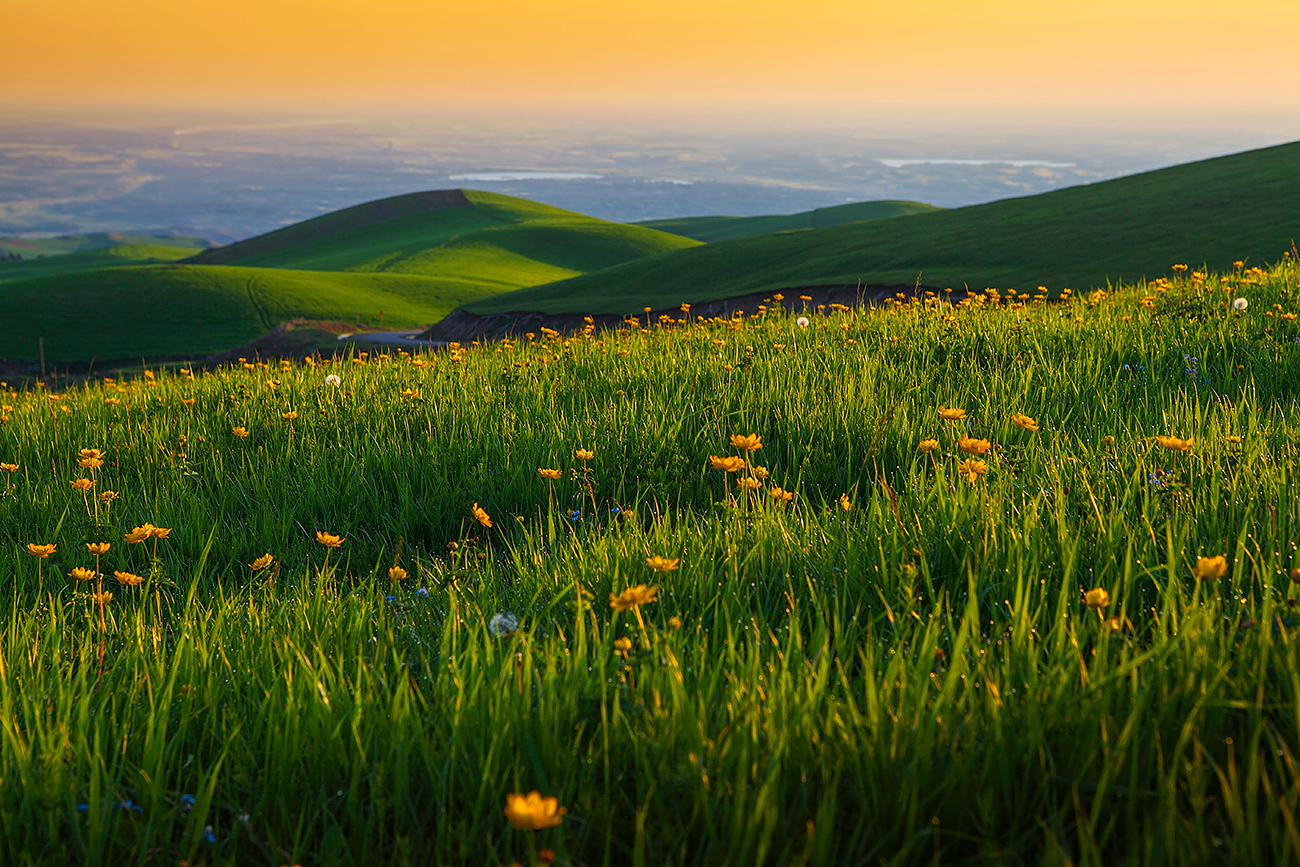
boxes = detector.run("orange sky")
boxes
[5,0,1299,115]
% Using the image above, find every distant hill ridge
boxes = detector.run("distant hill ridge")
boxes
[187,189,472,265]
[636,199,941,243]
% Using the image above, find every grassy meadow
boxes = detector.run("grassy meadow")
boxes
[2,261,1300,865]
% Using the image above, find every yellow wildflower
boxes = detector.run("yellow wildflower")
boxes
[917,439,940,454]
[1155,435,1193,452]
[1193,555,1227,580]
[504,791,566,831]
[232,426,249,439]
[668,616,682,629]
[709,455,745,473]
[957,459,987,483]
[70,478,94,492]
[574,448,594,461]
[249,554,274,571]
[86,542,111,555]
[613,636,633,652]
[610,584,659,611]
[69,567,96,582]
[78,457,104,469]
[839,493,851,511]
[937,406,966,421]
[151,526,171,540]
[1224,435,1242,443]
[388,565,408,581]
[114,571,145,587]
[99,490,120,503]
[729,433,762,451]
[769,486,795,502]
[281,411,298,420]
[27,543,56,558]
[957,437,992,455]
[645,555,680,572]
[1084,587,1111,610]
[78,448,105,460]
[472,503,493,528]
[125,525,155,544]
[315,531,344,548]
[538,468,562,480]
[737,476,762,490]
[1010,413,1039,432]
[181,398,196,407]
[1,462,18,473]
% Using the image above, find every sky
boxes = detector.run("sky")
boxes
[6,0,1300,118]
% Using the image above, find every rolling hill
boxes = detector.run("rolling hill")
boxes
[0,232,212,259]
[0,243,200,285]
[1,190,698,362]
[465,140,1300,316]
[634,199,941,243]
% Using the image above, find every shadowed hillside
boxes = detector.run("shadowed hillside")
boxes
[635,199,941,243]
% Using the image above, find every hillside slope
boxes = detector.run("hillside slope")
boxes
[636,199,941,243]
[1,190,699,362]
[467,141,1300,315]
[2,265,502,362]
[0,232,212,259]
[187,189,698,275]
[0,243,199,285]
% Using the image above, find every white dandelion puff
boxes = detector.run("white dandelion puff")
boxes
[796,316,810,328]
[488,612,519,637]
[325,374,342,386]
[1233,297,1248,311]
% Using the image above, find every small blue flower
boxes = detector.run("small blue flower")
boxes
[385,595,397,603]
[77,803,88,812]
[202,825,216,844]
[180,794,195,809]
[416,587,429,597]
[610,507,621,515]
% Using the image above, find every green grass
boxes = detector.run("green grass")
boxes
[1,263,1300,864]
[0,244,201,285]
[467,140,1300,315]
[0,265,504,362]
[635,199,941,243]
[1,190,698,362]
[0,232,212,260]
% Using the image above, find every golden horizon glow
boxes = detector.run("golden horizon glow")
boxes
[5,0,1299,113]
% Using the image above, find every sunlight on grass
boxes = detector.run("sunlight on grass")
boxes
[1,259,1299,864]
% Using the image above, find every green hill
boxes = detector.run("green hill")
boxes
[466,141,1300,315]
[1,189,698,362]
[1,265,507,362]
[0,232,212,259]
[186,189,698,277]
[635,199,941,243]
[0,243,200,285]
